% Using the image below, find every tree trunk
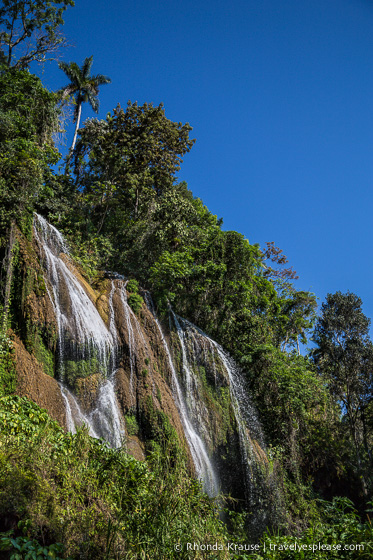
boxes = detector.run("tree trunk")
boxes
[361,406,372,466]
[2,221,16,334]
[71,102,82,152]
[65,102,82,171]
[348,407,368,498]
[134,187,139,219]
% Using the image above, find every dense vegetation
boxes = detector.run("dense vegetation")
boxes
[0,1,372,557]
[0,396,227,559]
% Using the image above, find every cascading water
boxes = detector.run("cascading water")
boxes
[60,385,98,438]
[34,214,114,375]
[171,313,273,530]
[145,294,219,497]
[118,282,136,405]
[118,284,157,398]
[34,214,125,448]
[172,312,217,445]
[33,214,275,517]
[89,377,124,448]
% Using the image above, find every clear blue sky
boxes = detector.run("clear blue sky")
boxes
[37,0,373,326]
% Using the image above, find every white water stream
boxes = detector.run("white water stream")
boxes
[145,295,219,497]
[34,215,124,448]
[171,313,267,510]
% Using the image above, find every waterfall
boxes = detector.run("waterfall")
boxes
[171,312,215,444]
[34,215,124,448]
[60,380,124,448]
[60,384,98,438]
[34,214,114,377]
[145,295,219,497]
[33,214,272,516]
[89,376,125,448]
[118,282,136,405]
[171,313,271,528]
[118,284,157,398]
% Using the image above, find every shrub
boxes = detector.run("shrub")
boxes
[0,332,16,396]
[128,293,143,314]
[126,279,139,294]
[0,396,228,559]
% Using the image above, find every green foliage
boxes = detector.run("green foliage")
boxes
[248,347,343,523]
[125,413,139,437]
[0,534,67,560]
[67,233,113,282]
[312,292,373,411]
[0,0,74,70]
[126,279,139,293]
[156,385,162,404]
[0,396,227,559]
[73,103,195,214]
[0,69,60,236]
[0,395,62,439]
[33,333,54,377]
[64,357,102,388]
[127,293,143,314]
[312,291,373,497]
[58,106,196,275]
[252,498,373,559]
[0,332,16,396]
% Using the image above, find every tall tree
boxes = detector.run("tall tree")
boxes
[72,102,195,223]
[57,55,111,154]
[0,69,60,235]
[0,0,74,69]
[312,291,373,495]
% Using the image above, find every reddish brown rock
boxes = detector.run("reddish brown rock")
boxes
[14,335,66,428]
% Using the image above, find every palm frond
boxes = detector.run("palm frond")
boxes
[87,92,99,113]
[58,61,81,85]
[57,56,111,145]
[90,73,111,86]
[82,55,94,79]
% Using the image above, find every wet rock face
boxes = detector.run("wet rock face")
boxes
[126,435,145,461]
[14,335,66,428]
[112,290,194,471]
[15,216,273,508]
[115,367,133,413]
[75,374,102,412]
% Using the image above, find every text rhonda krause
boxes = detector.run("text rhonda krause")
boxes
[186,543,259,552]
[185,542,365,553]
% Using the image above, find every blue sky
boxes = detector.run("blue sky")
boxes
[38,0,373,326]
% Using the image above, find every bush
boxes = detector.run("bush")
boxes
[251,498,373,560]
[0,332,16,396]
[128,292,143,314]
[126,279,139,293]
[0,396,228,559]
[0,535,68,560]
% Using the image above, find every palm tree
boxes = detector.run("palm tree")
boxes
[57,56,111,155]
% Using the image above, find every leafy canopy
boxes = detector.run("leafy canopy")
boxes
[312,291,373,414]
[0,0,74,69]
[0,69,60,235]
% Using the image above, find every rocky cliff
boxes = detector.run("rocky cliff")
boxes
[8,215,277,529]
